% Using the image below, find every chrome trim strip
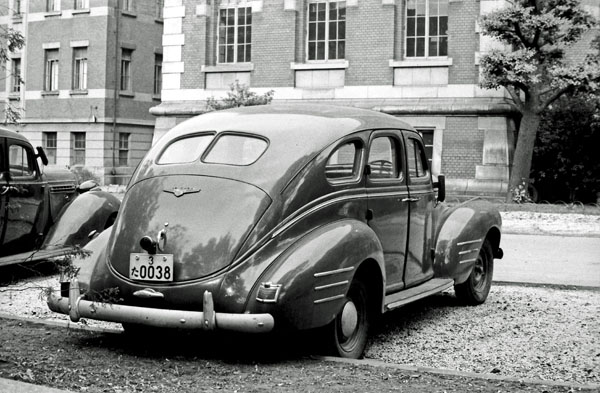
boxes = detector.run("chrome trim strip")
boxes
[458,248,478,255]
[315,280,349,291]
[457,239,482,246]
[459,258,477,264]
[314,294,346,304]
[314,266,354,278]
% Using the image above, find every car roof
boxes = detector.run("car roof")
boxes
[141,104,418,195]
[0,127,29,144]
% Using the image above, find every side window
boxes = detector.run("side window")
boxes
[368,136,400,180]
[326,140,360,181]
[406,137,428,178]
[8,144,34,177]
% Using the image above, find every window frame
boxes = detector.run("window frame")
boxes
[404,0,448,59]
[325,139,363,184]
[202,132,269,167]
[366,131,405,184]
[7,142,36,179]
[43,132,57,165]
[122,0,134,12]
[217,5,252,64]
[70,132,86,167]
[156,0,164,19]
[46,0,60,12]
[72,47,88,91]
[120,48,133,92]
[153,54,162,96]
[306,0,346,62]
[44,49,59,92]
[74,0,89,10]
[10,58,21,93]
[118,133,130,167]
[404,135,431,184]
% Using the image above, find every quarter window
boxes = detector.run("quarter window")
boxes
[406,138,428,178]
[157,135,214,165]
[8,144,33,177]
[44,49,59,91]
[326,141,359,180]
[70,132,86,166]
[368,137,400,179]
[43,132,57,165]
[405,0,448,58]
[307,1,346,61]
[218,6,252,63]
[204,135,267,166]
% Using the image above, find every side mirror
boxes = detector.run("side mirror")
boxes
[36,146,49,166]
[433,174,445,203]
[77,179,99,194]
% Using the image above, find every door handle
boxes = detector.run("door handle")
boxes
[401,197,420,203]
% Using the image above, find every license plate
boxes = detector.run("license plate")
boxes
[129,253,174,282]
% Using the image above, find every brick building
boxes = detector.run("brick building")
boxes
[150,0,526,199]
[1,0,163,184]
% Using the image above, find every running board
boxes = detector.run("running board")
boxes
[384,278,454,311]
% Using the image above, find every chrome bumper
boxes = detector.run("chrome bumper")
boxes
[47,279,274,333]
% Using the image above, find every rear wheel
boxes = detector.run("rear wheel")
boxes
[454,239,494,305]
[327,278,370,359]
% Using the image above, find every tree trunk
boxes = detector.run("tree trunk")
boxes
[507,109,541,202]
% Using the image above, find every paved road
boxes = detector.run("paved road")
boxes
[494,233,600,287]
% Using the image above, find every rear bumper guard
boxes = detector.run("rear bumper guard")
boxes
[47,279,274,333]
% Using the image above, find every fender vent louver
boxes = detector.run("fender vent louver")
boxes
[50,184,77,194]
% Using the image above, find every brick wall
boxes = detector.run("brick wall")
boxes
[448,0,479,84]
[181,0,207,89]
[441,116,482,178]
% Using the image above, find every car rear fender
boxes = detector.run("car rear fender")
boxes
[246,219,384,331]
[433,199,502,284]
[41,191,120,251]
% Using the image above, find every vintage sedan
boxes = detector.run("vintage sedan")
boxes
[48,105,502,358]
[0,128,120,267]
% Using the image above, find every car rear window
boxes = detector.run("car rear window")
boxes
[157,135,213,164]
[203,134,267,166]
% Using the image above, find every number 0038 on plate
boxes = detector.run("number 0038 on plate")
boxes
[129,253,174,282]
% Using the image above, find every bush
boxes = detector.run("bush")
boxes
[206,81,274,111]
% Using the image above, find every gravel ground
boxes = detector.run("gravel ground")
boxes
[0,211,598,386]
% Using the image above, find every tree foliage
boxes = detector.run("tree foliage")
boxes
[479,0,600,201]
[0,24,25,124]
[206,81,274,111]
[531,94,600,203]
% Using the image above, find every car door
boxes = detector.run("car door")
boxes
[403,132,435,288]
[365,131,410,294]
[0,137,7,248]
[1,139,45,256]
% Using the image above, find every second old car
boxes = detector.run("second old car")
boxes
[48,105,503,358]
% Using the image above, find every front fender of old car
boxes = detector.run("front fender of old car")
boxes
[433,199,502,284]
[41,191,120,251]
[234,219,385,331]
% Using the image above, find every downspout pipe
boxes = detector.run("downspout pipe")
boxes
[111,0,121,181]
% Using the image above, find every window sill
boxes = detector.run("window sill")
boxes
[72,9,91,15]
[121,10,137,18]
[291,61,349,70]
[44,11,62,18]
[70,89,88,96]
[42,91,59,97]
[119,91,134,98]
[389,58,453,68]
[12,14,23,22]
[155,18,164,24]
[202,63,254,73]
[8,93,20,101]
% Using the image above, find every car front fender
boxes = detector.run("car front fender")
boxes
[244,219,384,331]
[433,199,502,284]
[42,191,120,251]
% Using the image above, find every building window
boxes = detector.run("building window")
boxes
[118,133,130,166]
[419,129,434,169]
[11,59,21,93]
[156,0,164,19]
[43,132,57,165]
[307,1,346,61]
[120,49,132,92]
[154,54,162,95]
[122,0,134,12]
[218,6,252,63]
[46,0,59,12]
[13,0,21,15]
[75,0,89,9]
[406,0,448,58]
[72,47,88,90]
[70,132,85,166]
[44,49,59,91]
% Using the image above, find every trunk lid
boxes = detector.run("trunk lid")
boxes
[107,175,271,282]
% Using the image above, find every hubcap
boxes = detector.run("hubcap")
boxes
[340,300,358,339]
